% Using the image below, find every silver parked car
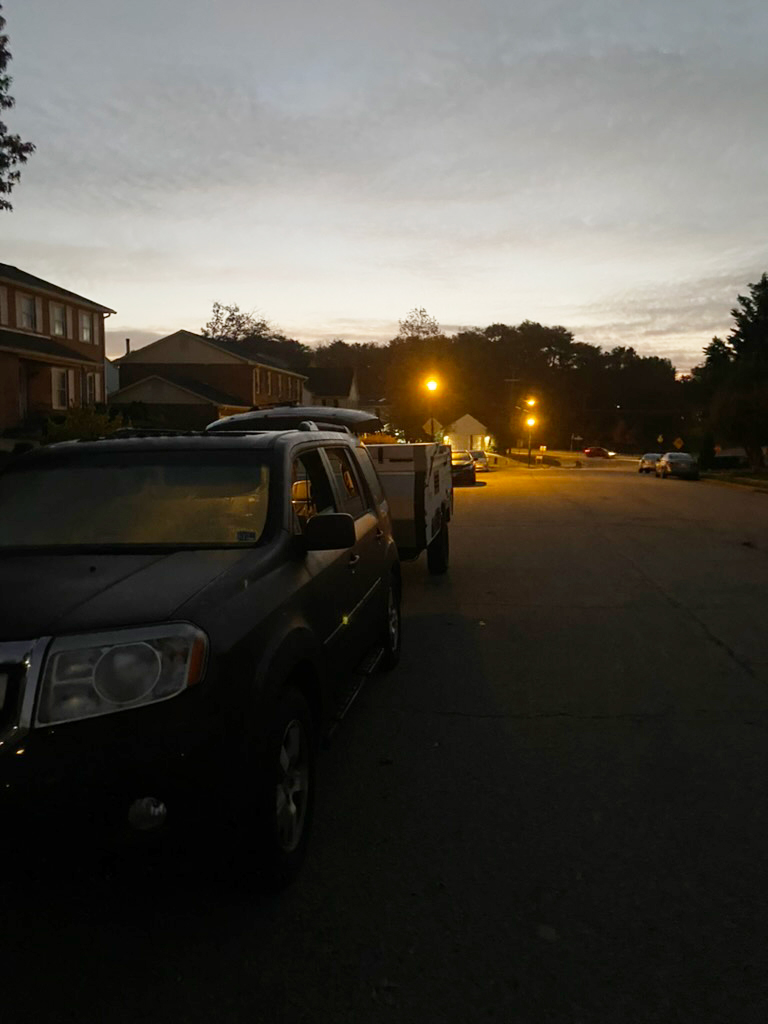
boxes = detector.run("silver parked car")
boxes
[656,452,699,480]
[470,449,490,472]
[638,453,662,473]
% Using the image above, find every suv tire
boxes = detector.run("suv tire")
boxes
[239,685,316,892]
[379,576,402,670]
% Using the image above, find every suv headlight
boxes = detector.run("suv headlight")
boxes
[35,624,208,727]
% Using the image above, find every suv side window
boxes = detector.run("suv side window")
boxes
[291,449,336,532]
[354,446,386,507]
[324,447,367,518]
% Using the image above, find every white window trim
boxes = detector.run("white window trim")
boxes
[17,293,38,332]
[50,302,67,337]
[51,368,68,410]
[79,310,92,343]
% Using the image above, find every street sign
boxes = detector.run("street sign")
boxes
[657,435,664,444]
[422,419,443,436]
[673,437,684,450]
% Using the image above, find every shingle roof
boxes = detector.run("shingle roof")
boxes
[204,336,295,371]
[116,329,304,374]
[0,264,116,313]
[0,328,101,364]
[113,373,249,408]
[304,367,355,397]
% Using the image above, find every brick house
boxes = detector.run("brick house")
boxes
[302,367,360,409]
[111,330,307,427]
[0,264,115,433]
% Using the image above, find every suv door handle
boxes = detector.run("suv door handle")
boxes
[348,554,361,568]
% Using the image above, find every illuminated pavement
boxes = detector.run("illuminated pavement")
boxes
[5,464,768,1022]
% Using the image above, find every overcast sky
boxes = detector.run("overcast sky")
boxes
[3,0,768,370]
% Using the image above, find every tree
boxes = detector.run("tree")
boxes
[202,301,270,341]
[692,273,768,468]
[728,273,768,364]
[398,307,440,339]
[0,4,35,212]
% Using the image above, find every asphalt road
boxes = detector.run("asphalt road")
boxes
[6,463,768,1023]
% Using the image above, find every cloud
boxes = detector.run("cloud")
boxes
[6,0,768,376]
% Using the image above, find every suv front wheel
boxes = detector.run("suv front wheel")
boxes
[239,685,316,891]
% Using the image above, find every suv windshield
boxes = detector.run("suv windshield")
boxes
[0,451,271,548]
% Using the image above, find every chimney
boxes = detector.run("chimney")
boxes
[125,338,131,354]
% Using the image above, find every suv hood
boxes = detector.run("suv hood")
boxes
[0,549,250,640]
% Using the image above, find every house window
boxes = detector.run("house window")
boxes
[51,369,69,410]
[86,373,97,405]
[0,286,8,325]
[20,295,37,331]
[51,304,67,337]
[253,368,261,397]
[267,371,273,396]
[79,311,92,342]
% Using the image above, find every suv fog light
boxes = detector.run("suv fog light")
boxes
[128,796,168,831]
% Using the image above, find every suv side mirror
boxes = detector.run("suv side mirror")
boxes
[303,513,356,551]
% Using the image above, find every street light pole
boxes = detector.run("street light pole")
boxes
[425,378,438,441]
[526,415,536,468]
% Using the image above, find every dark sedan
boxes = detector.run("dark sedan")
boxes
[451,450,477,485]
[656,452,700,479]
[638,453,662,473]
[583,446,615,458]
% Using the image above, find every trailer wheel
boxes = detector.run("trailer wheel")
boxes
[427,519,449,574]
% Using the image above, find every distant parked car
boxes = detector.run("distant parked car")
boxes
[583,447,615,459]
[638,453,662,474]
[451,450,476,486]
[469,450,490,472]
[656,452,699,480]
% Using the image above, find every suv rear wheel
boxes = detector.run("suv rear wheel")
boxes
[380,575,401,670]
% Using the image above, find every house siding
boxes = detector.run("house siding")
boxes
[120,356,304,408]
[0,352,20,426]
[120,362,253,404]
[0,271,110,431]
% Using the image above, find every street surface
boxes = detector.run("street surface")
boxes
[6,462,768,1023]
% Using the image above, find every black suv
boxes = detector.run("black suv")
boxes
[0,427,400,887]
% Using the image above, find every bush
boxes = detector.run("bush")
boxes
[45,407,124,443]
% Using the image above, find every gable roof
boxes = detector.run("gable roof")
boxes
[206,336,294,371]
[111,373,249,407]
[117,329,305,375]
[304,367,355,397]
[0,264,116,314]
[446,413,489,433]
[0,328,101,365]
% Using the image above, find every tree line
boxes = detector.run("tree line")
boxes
[202,303,681,452]
[201,276,768,465]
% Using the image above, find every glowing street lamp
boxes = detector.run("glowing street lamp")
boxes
[526,415,537,468]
